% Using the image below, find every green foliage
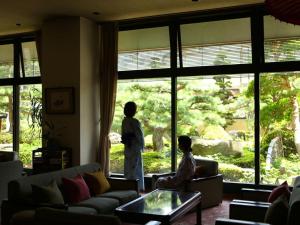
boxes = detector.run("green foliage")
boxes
[219,163,254,183]
[201,125,232,140]
[260,128,296,157]
[19,140,41,168]
[110,144,172,174]
[20,127,41,144]
[0,132,12,144]
[209,148,259,168]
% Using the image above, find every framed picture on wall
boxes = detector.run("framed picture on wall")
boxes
[45,87,75,114]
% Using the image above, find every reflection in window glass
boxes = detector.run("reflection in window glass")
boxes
[118,27,170,71]
[264,16,300,63]
[19,84,42,168]
[0,44,14,78]
[110,79,171,175]
[260,72,300,186]
[0,86,13,151]
[180,18,252,67]
[21,42,40,77]
[177,74,254,183]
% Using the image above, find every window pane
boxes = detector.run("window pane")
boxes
[19,84,42,168]
[110,78,171,175]
[180,18,252,67]
[21,42,40,77]
[0,44,14,78]
[177,74,254,183]
[264,16,300,63]
[0,86,13,151]
[260,72,300,186]
[118,27,170,71]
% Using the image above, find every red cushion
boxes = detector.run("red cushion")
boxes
[62,175,91,203]
[268,181,291,203]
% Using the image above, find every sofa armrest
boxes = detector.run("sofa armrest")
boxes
[230,199,270,222]
[35,207,122,225]
[215,218,270,225]
[241,188,271,202]
[107,177,139,193]
[1,199,69,225]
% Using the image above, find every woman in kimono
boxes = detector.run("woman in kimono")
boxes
[156,135,196,190]
[121,101,145,191]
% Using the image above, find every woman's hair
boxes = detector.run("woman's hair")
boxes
[178,135,192,152]
[124,101,137,117]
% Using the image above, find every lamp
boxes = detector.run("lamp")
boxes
[265,0,300,25]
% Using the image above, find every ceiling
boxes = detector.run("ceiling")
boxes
[0,0,263,36]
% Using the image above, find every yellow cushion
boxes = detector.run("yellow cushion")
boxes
[84,171,110,195]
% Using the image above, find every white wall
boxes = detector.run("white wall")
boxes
[79,18,99,164]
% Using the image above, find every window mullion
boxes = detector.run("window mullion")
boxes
[13,42,20,152]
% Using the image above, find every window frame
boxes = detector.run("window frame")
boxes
[0,33,41,153]
[117,4,300,189]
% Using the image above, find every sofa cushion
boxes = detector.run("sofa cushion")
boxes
[32,180,64,204]
[84,171,111,195]
[67,206,98,215]
[268,181,291,203]
[74,197,119,214]
[264,194,289,225]
[98,190,138,204]
[8,163,101,203]
[62,175,91,204]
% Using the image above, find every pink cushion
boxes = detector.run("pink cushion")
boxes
[62,175,91,203]
[268,181,291,203]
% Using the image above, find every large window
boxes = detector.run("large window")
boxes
[0,38,41,168]
[114,5,300,187]
[110,78,172,175]
[259,72,300,185]
[118,27,170,71]
[264,16,300,63]
[180,18,252,67]
[177,74,254,183]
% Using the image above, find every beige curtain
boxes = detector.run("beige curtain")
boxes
[97,22,118,176]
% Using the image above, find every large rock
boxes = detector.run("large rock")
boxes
[192,137,243,157]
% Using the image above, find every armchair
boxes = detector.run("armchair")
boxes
[152,157,223,208]
[225,176,300,225]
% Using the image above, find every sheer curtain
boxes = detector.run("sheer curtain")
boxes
[97,22,118,176]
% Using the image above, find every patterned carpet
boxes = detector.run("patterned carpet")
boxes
[122,196,232,225]
[173,199,230,225]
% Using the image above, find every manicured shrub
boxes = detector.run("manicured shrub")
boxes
[0,132,12,144]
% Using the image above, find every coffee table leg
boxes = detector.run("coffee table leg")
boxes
[196,201,202,225]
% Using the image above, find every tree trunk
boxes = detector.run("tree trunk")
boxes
[152,127,165,151]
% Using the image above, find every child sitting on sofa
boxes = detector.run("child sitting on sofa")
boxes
[155,135,196,190]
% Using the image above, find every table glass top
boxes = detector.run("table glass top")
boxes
[117,189,200,215]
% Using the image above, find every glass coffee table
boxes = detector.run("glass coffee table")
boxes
[115,189,202,225]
